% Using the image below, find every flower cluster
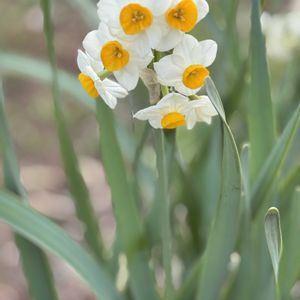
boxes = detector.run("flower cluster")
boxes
[77,0,218,130]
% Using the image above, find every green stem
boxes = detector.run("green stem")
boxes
[154,129,174,300]
[153,50,169,97]
[99,70,111,80]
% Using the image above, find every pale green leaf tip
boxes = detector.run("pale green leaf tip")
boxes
[265,206,283,283]
[266,207,280,217]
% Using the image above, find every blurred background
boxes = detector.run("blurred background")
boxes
[0,0,299,299]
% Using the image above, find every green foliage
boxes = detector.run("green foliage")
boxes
[0,191,121,300]
[0,83,58,300]
[40,0,105,264]
[0,0,299,299]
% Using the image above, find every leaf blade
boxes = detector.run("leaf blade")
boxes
[264,207,282,283]
[197,78,242,300]
[251,104,300,216]
[96,101,159,300]
[0,191,122,300]
[0,82,58,300]
[40,0,105,263]
[249,0,276,178]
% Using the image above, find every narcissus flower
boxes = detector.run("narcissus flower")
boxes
[83,23,153,90]
[97,0,171,50]
[154,34,217,96]
[183,96,218,128]
[77,50,128,109]
[155,0,209,51]
[134,92,217,129]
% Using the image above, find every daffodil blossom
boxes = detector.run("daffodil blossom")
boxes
[183,96,218,129]
[77,50,128,109]
[154,34,217,96]
[97,0,172,50]
[134,92,217,130]
[83,22,153,90]
[155,0,210,51]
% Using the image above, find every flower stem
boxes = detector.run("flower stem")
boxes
[154,129,175,300]
[99,70,112,80]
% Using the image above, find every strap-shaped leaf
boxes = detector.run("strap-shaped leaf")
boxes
[279,189,300,298]
[96,101,159,300]
[197,78,242,300]
[249,0,276,178]
[0,191,122,300]
[251,103,300,216]
[0,82,58,300]
[264,207,282,283]
[40,0,105,263]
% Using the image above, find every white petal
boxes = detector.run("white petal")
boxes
[83,30,102,61]
[102,78,128,98]
[154,56,183,86]
[94,80,118,109]
[85,66,100,82]
[97,0,119,24]
[174,81,202,97]
[149,117,163,129]
[114,64,140,91]
[173,34,198,64]
[195,0,209,22]
[185,110,197,130]
[155,28,184,51]
[134,105,162,120]
[130,49,153,69]
[144,0,172,16]
[192,39,218,67]
[77,50,89,74]
[188,97,218,124]
[157,93,189,111]
[146,24,164,49]
[128,34,152,56]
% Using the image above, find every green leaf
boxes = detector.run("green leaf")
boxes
[241,144,250,205]
[0,191,122,300]
[249,0,276,178]
[197,78,242,300]
[279,188,300,298]
[0,51,94,109]
[0,82,58,300]
[95,101,159,300]
[264,207,282,283]
[251,104,300,216]
[40,0,105,263]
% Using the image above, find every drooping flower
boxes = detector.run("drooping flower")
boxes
[97,0,172,50]
[154,34,217,96]
[133,92,217,129]
[155,0,210,51]
[77,50,128,109]
[83,22,153,91]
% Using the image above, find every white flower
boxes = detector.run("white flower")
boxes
[83,22,153,91]
[97,0,171,50]
[154,34,217,96]
[184,96,218,129]
[77,50,128,109]
[155,0,210,51]
[133,92,217,129]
